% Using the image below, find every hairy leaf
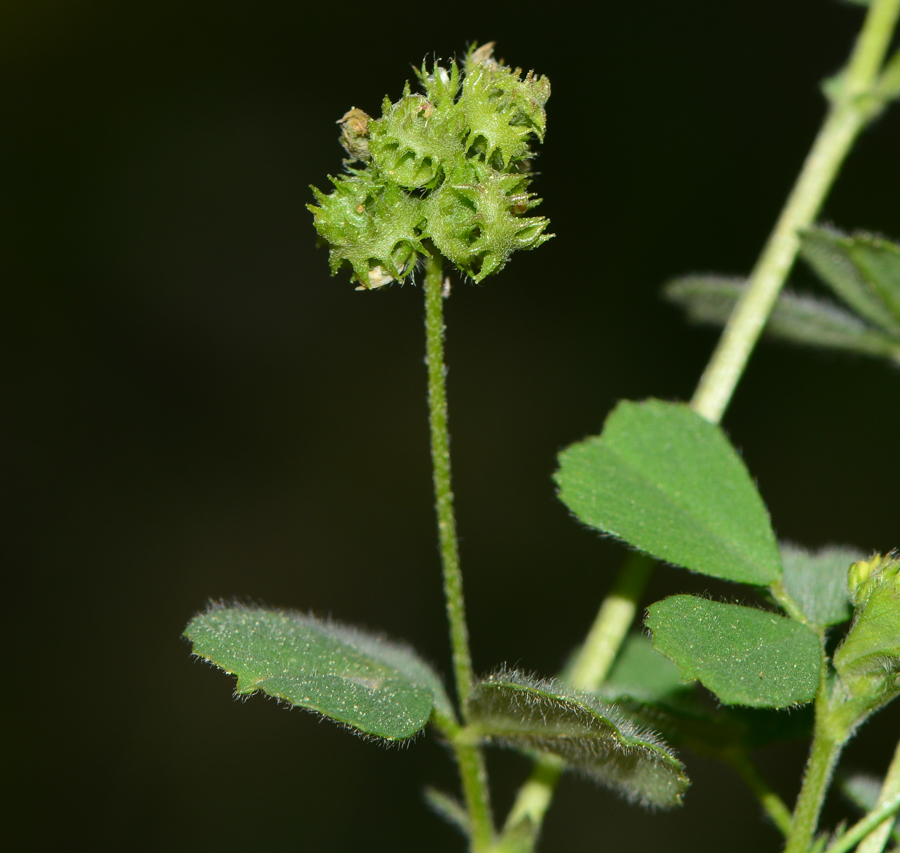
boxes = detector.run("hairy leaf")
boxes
[601,633,812,752]
[664,275,900,360]
[185,602,452,741]
[781,543,863,627]
[556,399,781,585]
[800,227,900,336]
[467,671,688,807]
[604,632,692,705]
[646,596,821,708]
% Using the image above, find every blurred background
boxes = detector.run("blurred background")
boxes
[4,1,900,850]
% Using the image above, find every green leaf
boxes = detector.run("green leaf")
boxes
[781,543,863,627]
[467,670,689,807]
[555,399,781,585]
[664,276,900,360]
[835,555,900,709]
[603,632,692,706]
[645,596,821,708]
[185,602,453,741]
[800,227,900,336]
[601,633,812,753]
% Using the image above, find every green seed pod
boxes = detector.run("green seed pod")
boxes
[369,69,467,190]
[459,46,550,170]
[309,43,552,288]
[426,160,553,282]
[307,173,427,289]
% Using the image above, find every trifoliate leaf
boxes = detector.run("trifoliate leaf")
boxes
[185,602,452,741]
[307,174,427,288]
[645,596,821,708]
[664,275,900,362]
[781,543,864,627]
[467,670,689,807]
[555,399,781,585]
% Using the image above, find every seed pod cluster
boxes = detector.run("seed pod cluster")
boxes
[308,43,552,289]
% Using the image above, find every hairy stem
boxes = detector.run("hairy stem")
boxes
[784,647,851,853]
[567,553,655,690]
[691,0,900,423]
[855,738,900,853]
[424,252,494,849]
[499,3,900,848]
[499,554,653,841]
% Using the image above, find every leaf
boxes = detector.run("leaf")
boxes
[800,227,900,336]
[781,543,863,627]
[600,633,812,752]
[467,670,689,807]
[603,632,694,708]
[555,399,781,585]
[664,276,900,360]
[185,602,453,741]
[645,596,821,708]
[834,555,900,709]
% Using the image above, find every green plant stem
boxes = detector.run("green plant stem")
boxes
[856,738,900,853]
[691,0,900,424]
[826,793,900,853]
[424,252,494,850]
[785,654,851,853]
[726,750,794,838]
[499,7,900,848]
[499,555,653,842]
[567,553,655,690]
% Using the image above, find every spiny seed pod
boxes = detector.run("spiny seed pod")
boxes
[426,161,552,282]
[308,173,427,289]
[369,76,467,189]
[310,42,552,289]
[459,47,550,170]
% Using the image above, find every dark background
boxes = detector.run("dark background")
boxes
[4,1,900,850]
